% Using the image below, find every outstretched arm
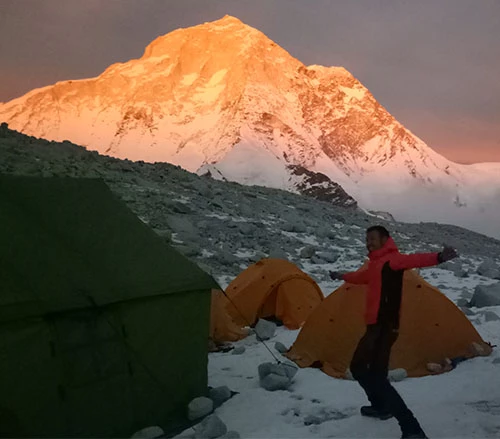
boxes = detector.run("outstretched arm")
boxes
[389,253,439,271]
[390,245,458,271]
[329,269,369,285]
[343,269,370,285]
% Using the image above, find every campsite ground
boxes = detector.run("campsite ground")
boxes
[1,128,499,438]
[182,266,500,439]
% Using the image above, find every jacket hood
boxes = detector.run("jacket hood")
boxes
[368,237,399,261]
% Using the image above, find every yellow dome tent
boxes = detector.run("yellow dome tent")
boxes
[223,259,324,331]
[287,268,492,377]
[210,289,248,344]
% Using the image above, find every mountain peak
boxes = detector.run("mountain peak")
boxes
[142,15,260,59]
[211,15,245,25]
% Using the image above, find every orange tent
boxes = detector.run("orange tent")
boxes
[210,289,248,343]
[225,259,324,330]
[287,268,492,378]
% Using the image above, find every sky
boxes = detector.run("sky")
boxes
[1,0,499,163]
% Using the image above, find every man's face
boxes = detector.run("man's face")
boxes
[366,231,387,252]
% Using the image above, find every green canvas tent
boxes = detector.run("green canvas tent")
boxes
[0,175,218,438]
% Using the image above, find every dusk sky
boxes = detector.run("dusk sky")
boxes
[1,0,499,163]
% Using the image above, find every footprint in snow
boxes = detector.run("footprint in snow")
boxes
[280,407,301,418]
[303,407,355,426]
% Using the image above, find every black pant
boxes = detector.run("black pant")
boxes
[350,324,423,434]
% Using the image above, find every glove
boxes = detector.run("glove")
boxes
[329,271,345,281]
[438,245,458,263]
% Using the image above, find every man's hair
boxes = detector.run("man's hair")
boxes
[366,225,390,238]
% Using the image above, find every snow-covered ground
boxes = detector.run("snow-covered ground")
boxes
[180,262,500,439]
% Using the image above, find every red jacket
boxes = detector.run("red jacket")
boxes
[342,237,439,325]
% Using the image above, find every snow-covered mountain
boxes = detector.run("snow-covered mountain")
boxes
[1,15,499,237]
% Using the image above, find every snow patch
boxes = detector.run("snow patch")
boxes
[181,73,198,86]
[339,85,366,101]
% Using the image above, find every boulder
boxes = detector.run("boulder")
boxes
[260,373,291,391]
[194,182,213,198]
[258,363,274,380]
[281,362,299,380]
[231,346,246,355]
[268,247,288,260]
[167,215,198,238]
[460,307,476,316]
[239,223,256,236]
[166,201,193,215]
[209,386,232,407]
[440,261,467,277]
[300,245,316,259]
[176,244,200,258]
[460,287,473,299]
[258,361,298,383]
[317,251,340,263]
[310,255,325,265]
[258,362,297,391]
[456,298,469,308]
[470,283,500,308]
[450,265,468,278]
[188,397,214,421]
[388,368,408,382]
[255,319,276,340]
[477,259,500,279]
[283,222,307,233]
[314,226,330,239]
[216,251,238,266]
[482,311,500,322]
[194,415,227,439]
[250,251,267,262]
[131,426,164,438]
[274,342,288,354]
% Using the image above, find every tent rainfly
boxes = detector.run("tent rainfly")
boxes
[0,175,218,438]
[224,259,324,330]
[287,268,492,378]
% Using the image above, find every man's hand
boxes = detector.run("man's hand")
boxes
[438,245,458,263]
[329,271,345,281]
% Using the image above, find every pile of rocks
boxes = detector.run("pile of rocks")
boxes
[258,361,299,391]
[2,125,500,285]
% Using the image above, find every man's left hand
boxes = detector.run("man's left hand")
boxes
[329,271,345,281]
[439,245,458,263]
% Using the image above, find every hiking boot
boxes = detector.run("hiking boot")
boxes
[360,405,393,420]
[401,433,428,439]
[401,427,428,438]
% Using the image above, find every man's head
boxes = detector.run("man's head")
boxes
[366,225,390,252]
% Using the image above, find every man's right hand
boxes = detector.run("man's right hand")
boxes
[329,271,345,281]
[438,245,458,263]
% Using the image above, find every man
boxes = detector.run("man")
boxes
[329,226,457,439]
